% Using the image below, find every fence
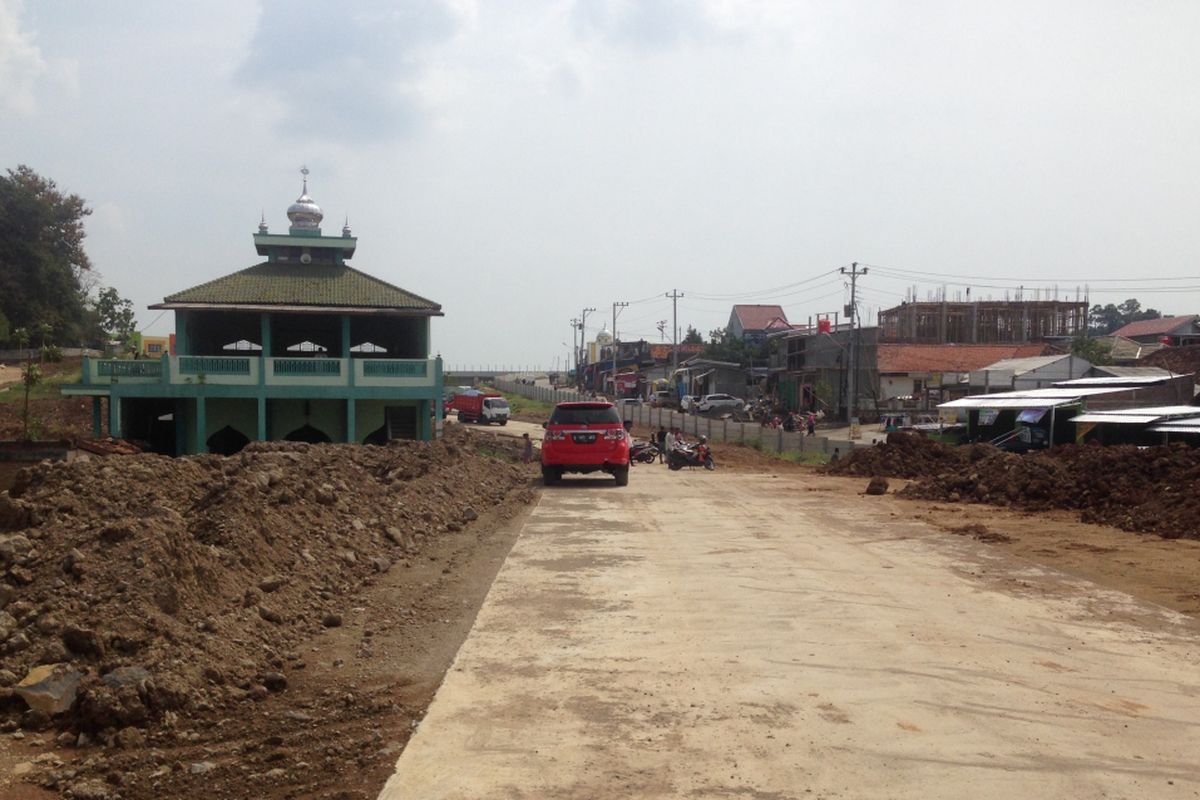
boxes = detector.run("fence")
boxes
[493,379,874,458]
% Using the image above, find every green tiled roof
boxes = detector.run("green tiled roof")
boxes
[157,262,441,313]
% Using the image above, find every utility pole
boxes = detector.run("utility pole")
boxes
[665,289,684,373]
[611,301,628,398]
[569,317,580,377]
[839,262,867,424]
[579,307,596,374]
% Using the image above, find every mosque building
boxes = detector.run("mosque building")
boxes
[64,171,445,454]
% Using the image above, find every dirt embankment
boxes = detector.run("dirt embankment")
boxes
[0,428,535,799]
[828,432,1200,540]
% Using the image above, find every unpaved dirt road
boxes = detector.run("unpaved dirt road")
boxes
[380,466,1200,799]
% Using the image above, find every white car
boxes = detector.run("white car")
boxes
[696,393,744,413]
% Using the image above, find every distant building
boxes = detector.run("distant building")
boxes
[728,305,791,345]
[879,300,1087,344]
[140,336,170,357]
[970,354,1091,392]
[1110,315,1200,346]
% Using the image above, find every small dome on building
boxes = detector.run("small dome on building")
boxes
[595,328,613,345]
[287,167,323,230]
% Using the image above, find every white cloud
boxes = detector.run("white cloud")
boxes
[236,0,467,143]
[0,0,45,114]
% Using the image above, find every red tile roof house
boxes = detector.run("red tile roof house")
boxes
[874,343,1055,409]
[728,305,792,345]
[1111,315,1200,346]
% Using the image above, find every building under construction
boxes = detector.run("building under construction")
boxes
[879,300,1088,344]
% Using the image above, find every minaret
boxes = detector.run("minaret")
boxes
[286,166,324,235]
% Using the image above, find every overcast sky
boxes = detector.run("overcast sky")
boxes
[3,0,1199,369]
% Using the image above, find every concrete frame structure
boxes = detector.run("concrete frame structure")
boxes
[879,300,1088,344]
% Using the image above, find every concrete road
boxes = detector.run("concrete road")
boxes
[379,469,1200,799]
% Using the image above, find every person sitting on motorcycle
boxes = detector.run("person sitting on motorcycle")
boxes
[696,435,709,462]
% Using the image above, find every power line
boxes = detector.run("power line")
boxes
[860,262,1200,284]
[684,267,846,300]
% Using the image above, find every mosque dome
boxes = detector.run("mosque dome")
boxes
[287,168,323,230]
[595,327,613,345]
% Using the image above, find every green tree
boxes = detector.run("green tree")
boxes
[702,326,768,365]
[95,286,136,343]
[1087,298,1163,335]
[1070,335,1114,366]
[682,325,703,345]
[0,165,94,343]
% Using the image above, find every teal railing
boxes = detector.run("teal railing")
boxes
[362,359,428,378]
[272,358,341,376]
[178,356,251,375]
[97,360,161,378]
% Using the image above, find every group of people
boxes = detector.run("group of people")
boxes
[762,410,820,436]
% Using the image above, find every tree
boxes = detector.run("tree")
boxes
[1087,298,1164,336]
[95,286,136,342]
[1070,335,1114,366]
[701,326,768,365]
[0,166,94,344]
[682,325,703,345]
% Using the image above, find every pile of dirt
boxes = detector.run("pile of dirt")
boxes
[1140,344,1200,384]
[825,431,996,479]
[0,427,534,796]
[827,432,1200,540]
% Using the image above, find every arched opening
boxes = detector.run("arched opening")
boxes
[207,425,251,456]
[284,423,332,444]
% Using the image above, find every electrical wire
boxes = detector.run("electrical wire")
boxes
[860,262,1200,285]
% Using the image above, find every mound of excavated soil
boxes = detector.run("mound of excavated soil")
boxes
[825,431,996,479]
[0,428,533,750]
[828,432,1200,540]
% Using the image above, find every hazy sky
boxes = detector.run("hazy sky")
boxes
[4,0,1199,369]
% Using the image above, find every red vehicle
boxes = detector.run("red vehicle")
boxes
[541,401,630,486]
[446,391,510,425]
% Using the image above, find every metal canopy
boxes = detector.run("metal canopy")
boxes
[1069,405,1200,425]
[1070,413,1159,424]
[1149,420,1200,433]
[939,386,1142,411]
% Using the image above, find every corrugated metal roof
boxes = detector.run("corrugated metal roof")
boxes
[1086,365,1175,379]
[939,386,1133,410]
[1054,375,1174,387]
[1070,414,1159,424]
[1070,405,1200,425]
[982,355,1070,373]
[1149,420,1200,433]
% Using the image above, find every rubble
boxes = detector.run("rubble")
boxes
[0,427,533,756]
[829,432,1200,540]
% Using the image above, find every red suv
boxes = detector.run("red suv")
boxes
[541,401,631,486]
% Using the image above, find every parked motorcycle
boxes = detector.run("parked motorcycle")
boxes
[629,440,660,464]
[667,441,715,471]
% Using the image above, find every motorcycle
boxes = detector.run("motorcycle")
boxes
[667,442,715,471]
[629,440,660,464]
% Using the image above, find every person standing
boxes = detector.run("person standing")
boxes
[521,432,534,464]
[806,413,816,437]
[655,425,667,463]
